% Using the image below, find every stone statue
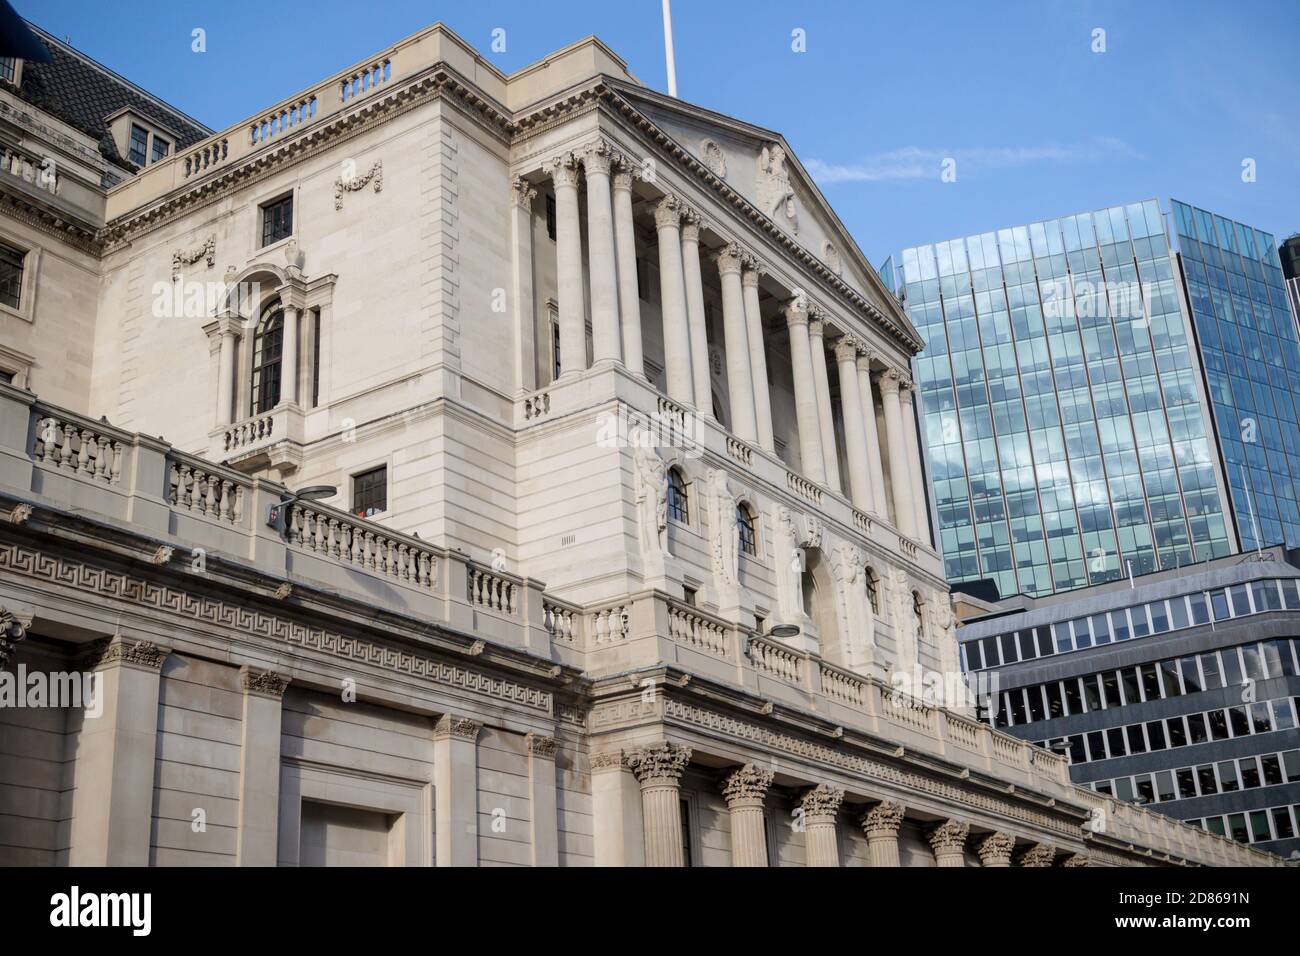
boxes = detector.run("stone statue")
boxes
[775,505,804,620]
[633,447,669,559]
[757,143,798,234]
[706,469,739,590]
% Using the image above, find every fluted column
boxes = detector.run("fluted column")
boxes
[834,337,872,509]
[800,785,844,867]
[612,165,644,378]
[551,156,586,378]
[928,819,970,868]
[808,313,841,493]
[681,213,713,417]
[582,144,621,366]
[216,324,237,425]
[977,832,1015,868]
[626,742,693,866]
[857,351,889,516]
[281,304,300,405]
[741,260,775,451]
[721,763,773,867]
[784,297,826,484]
[654,197,695,406]
[879,369,917,537]
[899,382,929,543]
[715,244,756,442]
[861,800,905,867]
[1017,843,1057,867]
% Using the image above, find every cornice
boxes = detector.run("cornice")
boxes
[0,184,101,254]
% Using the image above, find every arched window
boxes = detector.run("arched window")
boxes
[251,302,284,414]
[737,502,757,557]
[864,566,879,614]
[667,468,689,524]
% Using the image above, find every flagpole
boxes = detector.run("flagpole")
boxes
[662,0,678,97]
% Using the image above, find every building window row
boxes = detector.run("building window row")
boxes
[962,576,1300,671]
[1032,695,1297,767]
[1087,747,1300,808]
[990,637,1299,730]
[1188,802,1300,847]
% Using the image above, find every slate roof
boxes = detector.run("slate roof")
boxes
[7,22,211,173]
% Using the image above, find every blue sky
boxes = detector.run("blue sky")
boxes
[22,0,1299,265]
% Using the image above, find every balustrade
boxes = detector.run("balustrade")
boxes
[32,415,123,484]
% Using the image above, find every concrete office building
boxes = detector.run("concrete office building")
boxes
[957,548,1300,857]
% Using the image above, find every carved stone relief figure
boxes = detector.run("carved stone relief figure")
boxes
[700,138,727,178]
[705,468,740,593]
[774,505,804,622]
[829,544,875,673]
[757,142,798,234]
[633,447,669,564]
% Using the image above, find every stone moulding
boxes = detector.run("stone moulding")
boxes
[334,160,383,210]
[171,235,215,273]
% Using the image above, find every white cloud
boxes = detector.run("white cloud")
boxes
[807,137,1141,184]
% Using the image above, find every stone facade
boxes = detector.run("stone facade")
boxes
[0,24,1283,866]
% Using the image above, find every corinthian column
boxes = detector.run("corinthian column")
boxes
[583,143,621,366]
[834,337,872,509]
[977,832,1016,867]
[551,155,586,378]
[681,212,713,417]
[800,784,845,867]
[742,259,775,451]
[626,742,693,866]
[861,800,905,867]
[509,178,538,392]
[721,763,774,867]
[879,369,917,538]
[654,197,695,407]
[928,819,970,868]
[281,302,300,405]
[1017,843,1057,868]
[899,381,929,543]
[808,312,841,493]
[612,164,644,377]
[714,244,756,442]
[784,296,826,484]
[858,350,889,516]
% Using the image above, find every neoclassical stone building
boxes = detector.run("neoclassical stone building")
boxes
[0,23,1281,866]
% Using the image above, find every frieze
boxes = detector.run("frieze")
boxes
[240,666,290,698]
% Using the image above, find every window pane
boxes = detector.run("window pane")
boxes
[1146,720,1166,750]
[1167,717,1187,748]
[0,242,23,310]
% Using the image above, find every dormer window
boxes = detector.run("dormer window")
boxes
[0,58,17,84]
[151,136,170,163]
[128,124,149,165]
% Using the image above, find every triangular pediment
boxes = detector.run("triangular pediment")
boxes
[606,81,905,328]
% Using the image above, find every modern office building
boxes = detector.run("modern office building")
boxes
[898,200,1300,600]
[956,548,1300,857]
[1280,234,1300,333]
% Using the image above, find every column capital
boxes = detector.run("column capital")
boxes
[898,379,917,404]
[807,315,827,339]
[510,176,537,209]
[783,294,810,328]
[977,832,1016,866]
[799,784,845,822]
[1062,853,1090,867]
[720,763,774,807]
[878,367,905,397]
[833,335,860,363]
[590,749,629,771]
[525,732,558,759]
[85,634,169,672]
[239,665,291,699]
[582,146,613,177]
[856,346,878,373]
[740,253,766,283]
[654,195,683,229]
[549,153,581,188]
[714,242,744,275]
[928,819,971,854]
[0,604,32,668]
[626,742,692,785]
[861,800,905,837]
[680,215,702,244]
[612,167,635,191]
[1017,842,1057,867]
[433,713,483,742]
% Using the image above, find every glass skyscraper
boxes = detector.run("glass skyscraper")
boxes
[1173,204,1300,553]
[899,200,1252,599]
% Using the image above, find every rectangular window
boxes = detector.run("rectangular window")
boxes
[1102,670,1121,707]
[682,586,697,607]
[1201,651,1223,690]
[151,136,170,163]
[311,310,321,407]
[1114,776,1135,802]
[1169,595,1189,630]
[1063,678,1083,715]
[0,241,24,310]
[1226,813,1248,843]
[1272,807,1295,840]
[1249,811,1271,844]
[1125,724,1147,754]
[1083,675,1103,712]
[545,194,556,241]
[551,316,561,381]
[1197,764,1219,795]
[261,195,294,247]
[352,465,387,518]
[637,257,649,302]
[1187,712,1208,744]
[1140,663,1161,701]
[1130,605,1150,638]
[1044,682,1064,719]
[1148,601,1169,634]
[1285,750,1300,783]
[1090,613,1111,644]
[1146,720,1166,750]
[1210,588,1231,621]
[1155,770,1175,802]
[1239,757,1261,789]
[1086,730,1105,761]
[1179,656,1202,693]
[0,57,15,83]
[1110,609,1131,641]
[1208,708,1230,740]
[679,799,693,866]
[1025,686,1046,723]
[1204,815,1226,837]
[1228,584,1251,616]
[1261,754,1283,787]
[1249,702,1272,734]
[1221,646,1243,687]
[1189,591,1210,624]
[1160,659,1182,697]
[128,123,149,165]
[1068,735,1086,764]
[1107,727,1127,758]
[1121,667,1141,704]
[1068,617,1091,648]
[1217,760,1240,792]
[1167,717,1187,748]
[1274,700,1297,731]
[1176,767,1197,799]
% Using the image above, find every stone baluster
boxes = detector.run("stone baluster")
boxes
[720,763,774,867]
[626,743,693,867]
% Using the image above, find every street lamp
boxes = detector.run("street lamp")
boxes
[266,484,337,536]
[767,623,800,639]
